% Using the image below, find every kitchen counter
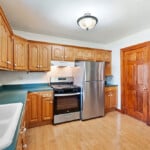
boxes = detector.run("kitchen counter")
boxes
[0,83,53,150]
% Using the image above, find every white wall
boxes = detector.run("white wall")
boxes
[14,30,106,49]
[106,28,150,109]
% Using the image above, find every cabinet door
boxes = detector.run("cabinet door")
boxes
[105,62,112,76]
[7,34,13,70]
[14,37,28,70]
[105,91,110,111]
[109,90,117,108]
[64,46,75,61]
[95,50,105,61]
[105,51,111,62]
[29,43,39,71]
[51,45,64,60]
[28,93,41,127]
[39,44,51,71]
[42,97,53,121]
[0,17,8,68]
[41,91,53,121]
[83,49,95,61]
[75,48,84,60]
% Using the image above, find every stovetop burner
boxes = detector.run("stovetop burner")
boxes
[50,77,81,94]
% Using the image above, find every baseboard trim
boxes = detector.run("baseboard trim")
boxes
[115,108,122,113]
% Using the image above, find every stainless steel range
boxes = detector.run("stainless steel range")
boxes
[50,77,81,124]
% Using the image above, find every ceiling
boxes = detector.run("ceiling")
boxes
[0,0,150,44]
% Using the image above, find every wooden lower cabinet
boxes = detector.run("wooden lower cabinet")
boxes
[16,107,27,150]
[105,86,118,113]
[27,91,53,128]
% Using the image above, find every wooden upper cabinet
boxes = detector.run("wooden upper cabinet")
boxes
[29,43,39,71]
[84,49,95,61]
[105,51,111,62]
[13,36,28,71]
[51,45,64,60]
[75,48,84,60]
[95,50,105,61]
[7,34,13,70]
[75,48,95,61]
[64,46,75,61]
[0,17,8,68]
[29,42,51,71]
[39,44,51,71]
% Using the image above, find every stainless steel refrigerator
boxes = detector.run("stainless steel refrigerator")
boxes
[75,61,105,120]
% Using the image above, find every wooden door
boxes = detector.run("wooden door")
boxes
[39,44,51,71]
[28,93,41,127]
[29,43,39,71]
[14,36,28,70]
[64,46,75,61]
[51,45,64,60]
[0,17,8,68]
[124,48,148,122]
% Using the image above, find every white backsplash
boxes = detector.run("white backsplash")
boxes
[0,66,80,85]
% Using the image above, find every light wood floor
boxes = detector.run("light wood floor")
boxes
[27,111,150,150]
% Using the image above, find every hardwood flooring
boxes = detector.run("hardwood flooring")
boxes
[27,111,150,150]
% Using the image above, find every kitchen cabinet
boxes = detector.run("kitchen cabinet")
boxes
[51,45,75,61]
[13,36,28,71]
[16,105,27,150]
[51,45,64,60]
[64,46,75,61]
[105,86,118,113]
[75,48,95,61]
[41,91,53,121]
[29,42,51,71]
[0,15,13,70]
[27,91,53,128]
[95,50,106,61]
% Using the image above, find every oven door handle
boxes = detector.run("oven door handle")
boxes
[54,92,80,97]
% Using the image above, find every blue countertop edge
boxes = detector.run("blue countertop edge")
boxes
[0,83,53,150]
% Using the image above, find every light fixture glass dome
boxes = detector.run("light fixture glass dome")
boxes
[77,13,98,30]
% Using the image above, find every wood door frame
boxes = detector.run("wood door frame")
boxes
[120,41,150,125]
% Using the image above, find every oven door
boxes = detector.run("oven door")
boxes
[54,92,81,115]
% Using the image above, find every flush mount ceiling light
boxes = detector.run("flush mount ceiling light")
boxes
[77,13,98,30]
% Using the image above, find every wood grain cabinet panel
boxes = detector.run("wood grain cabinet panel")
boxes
[27,91,53,128]
[75,48,95,61]
[105,51,111,62]
[51,45,64,60]
[0,17,8,68]
[105,86,118,113]
[29,42,51,71]
[41,91,53,121]
[95,50,106,61]
[13,36,28,71]
[64,46,75,61]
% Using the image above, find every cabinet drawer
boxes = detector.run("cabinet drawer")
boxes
[39,91,53,98]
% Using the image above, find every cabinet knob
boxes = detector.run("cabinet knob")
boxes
[14,64,17,66]
[37,65,39,68]
[22,144,28,149]
[20,127,27,134]
[143,87,147,90]
[7,61,11,64]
